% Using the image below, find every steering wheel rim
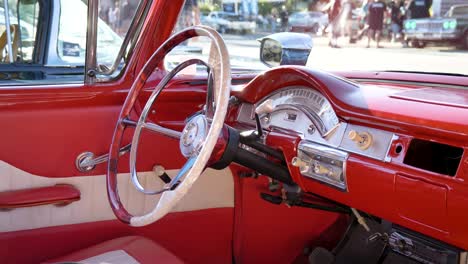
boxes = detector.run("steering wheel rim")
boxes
[107,26,231,226]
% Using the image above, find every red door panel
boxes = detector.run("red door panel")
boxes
[0,82,236,263]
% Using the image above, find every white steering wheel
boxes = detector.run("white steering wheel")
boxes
[107,26,231,226]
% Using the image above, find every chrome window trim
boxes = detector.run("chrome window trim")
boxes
[85,0,99,84]
[86,0,153,84]
[2,0,14,63]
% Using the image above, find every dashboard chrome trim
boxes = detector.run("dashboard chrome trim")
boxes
[297,141,349,191]
[339,124,395,161]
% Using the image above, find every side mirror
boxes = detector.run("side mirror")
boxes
[259,32,313,67]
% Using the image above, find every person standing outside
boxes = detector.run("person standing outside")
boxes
[367,0,386,48]
[270,8,278,33]
[324,0,342,48]
[341,0,355,44]
[182,0,199,28]
[389,0,402,42]
[108,2,120,33]
[279,6,289,32]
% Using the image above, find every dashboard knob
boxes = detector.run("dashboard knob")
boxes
[348,130,373,150]
[291,157,308,168]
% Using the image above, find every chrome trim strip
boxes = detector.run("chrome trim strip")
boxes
[298,141,349,191]
[2,0,13,62]
[84,0,99,84]
[97,0,153,81]
[99,0,151,75]
[384,134,399,162]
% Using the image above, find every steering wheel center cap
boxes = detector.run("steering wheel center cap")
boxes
[180,114,209,158]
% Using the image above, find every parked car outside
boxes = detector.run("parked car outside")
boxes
[404,4,468,49]
[201,11,256,34]
[288,11,328,34]
[0,0,122,66]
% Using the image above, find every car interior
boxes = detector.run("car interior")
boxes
[0,0,467,264]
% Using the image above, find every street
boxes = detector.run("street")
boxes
[175,33,468,76]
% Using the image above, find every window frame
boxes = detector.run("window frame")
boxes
[85,0,153,84]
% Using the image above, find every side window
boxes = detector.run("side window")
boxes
[0,0,145,86]
[55,0,87,65]
[54,0,124,67]
[94,0,140,75]
[452,7,468,17]
[0,0,40,64]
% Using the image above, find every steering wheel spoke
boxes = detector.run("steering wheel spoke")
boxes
[142,121,182,139]
[169,156,196,189]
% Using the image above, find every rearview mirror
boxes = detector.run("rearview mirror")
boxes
[259,32,313,68]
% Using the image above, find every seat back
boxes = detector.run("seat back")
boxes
[0,24,20,63]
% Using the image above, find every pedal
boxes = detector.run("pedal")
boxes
[367,232,389,245]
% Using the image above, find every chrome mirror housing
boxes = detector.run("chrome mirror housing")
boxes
[259,32,313,67]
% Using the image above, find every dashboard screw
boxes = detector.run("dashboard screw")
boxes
[308,125,315,134]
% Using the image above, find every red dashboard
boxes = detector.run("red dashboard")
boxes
[223,67,468,250]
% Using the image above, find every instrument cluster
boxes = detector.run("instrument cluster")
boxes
[236,86,396,191]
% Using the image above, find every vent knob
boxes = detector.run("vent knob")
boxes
[348,130,373,150]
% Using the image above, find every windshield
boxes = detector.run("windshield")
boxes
[171,0,468,76]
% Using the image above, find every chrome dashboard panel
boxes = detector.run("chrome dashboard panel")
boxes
[236,86,395,162]
[339,124,395,161]
[296,141,349,191]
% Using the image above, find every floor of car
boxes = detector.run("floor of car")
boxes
[309,218,419,264]
[333,219,386,264]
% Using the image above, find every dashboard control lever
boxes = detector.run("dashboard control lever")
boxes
[268,179,280,192]
[260,193,283,205]
[260,192,351,214]
[76,144,131,172]
[153,165,172,184]
[255,99,274,116]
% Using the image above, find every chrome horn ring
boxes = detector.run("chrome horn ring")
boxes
[129,59,209,195]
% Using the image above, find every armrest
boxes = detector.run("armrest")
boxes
[0,184,80,209]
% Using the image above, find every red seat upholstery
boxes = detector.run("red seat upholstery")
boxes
[44,236,183,264]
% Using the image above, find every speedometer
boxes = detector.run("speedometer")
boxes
[255,87,340,137]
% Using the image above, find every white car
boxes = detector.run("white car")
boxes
[202,11,256,34]
[288,11,328,34]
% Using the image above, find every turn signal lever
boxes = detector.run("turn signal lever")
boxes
[211,126,294,185]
